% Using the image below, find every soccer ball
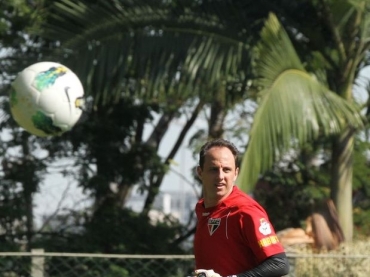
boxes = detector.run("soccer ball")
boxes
[10,61,84,137]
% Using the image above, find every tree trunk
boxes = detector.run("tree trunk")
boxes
[330,128,354,242]
[142,101,204,215]
[24,189,34,251]
[21,134,35,251]
[208,99,227,139]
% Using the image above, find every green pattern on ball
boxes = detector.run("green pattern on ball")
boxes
[31,111,62,135]
[34,66,67,91]
[10,89,18,107]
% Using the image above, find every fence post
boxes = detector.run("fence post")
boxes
[31,248,44,277]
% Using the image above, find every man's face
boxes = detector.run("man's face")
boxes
[197,146,239,207]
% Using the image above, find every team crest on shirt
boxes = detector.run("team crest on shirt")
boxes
[208,218,221,235]
[258,218,272,236]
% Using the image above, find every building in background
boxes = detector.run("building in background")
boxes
[126,189,199,225]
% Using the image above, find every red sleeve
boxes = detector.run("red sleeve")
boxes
[240,205,286,263]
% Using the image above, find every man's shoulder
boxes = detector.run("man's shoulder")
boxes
[230,186,256,202]
[228,186,265,209]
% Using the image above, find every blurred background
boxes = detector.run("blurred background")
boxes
[0,1,370,276]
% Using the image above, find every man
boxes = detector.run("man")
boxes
[193,139,290,277]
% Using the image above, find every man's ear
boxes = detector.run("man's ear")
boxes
[234,167,239,181]
[196,166,202,178]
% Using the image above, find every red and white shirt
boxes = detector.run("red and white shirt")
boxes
[194,186,285,276]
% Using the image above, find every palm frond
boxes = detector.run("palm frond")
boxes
[237,14,364,193]
[39,0,261,106]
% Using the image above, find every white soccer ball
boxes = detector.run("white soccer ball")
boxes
[10,61,84,137]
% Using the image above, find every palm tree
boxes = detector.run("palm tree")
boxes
[238,1,370,241]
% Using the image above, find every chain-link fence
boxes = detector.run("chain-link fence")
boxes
[0,250,369,277]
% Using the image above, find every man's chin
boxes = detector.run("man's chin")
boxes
[215,187,233,197]
[214,189,228,198]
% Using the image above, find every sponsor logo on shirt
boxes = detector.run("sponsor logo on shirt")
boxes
[258,235,280,248]
[258,218,272,236]
[208,218,221,235]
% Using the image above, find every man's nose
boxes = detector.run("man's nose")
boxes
[217,169,225,179]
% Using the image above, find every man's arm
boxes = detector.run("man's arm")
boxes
[193,253,290,277]
[232,253,290,277]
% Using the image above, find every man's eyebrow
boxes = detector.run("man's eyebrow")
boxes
[208,165,233,169]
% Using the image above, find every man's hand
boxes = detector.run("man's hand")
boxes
[194,269,222,277]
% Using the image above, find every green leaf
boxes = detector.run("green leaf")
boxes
[237,14,364,193]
